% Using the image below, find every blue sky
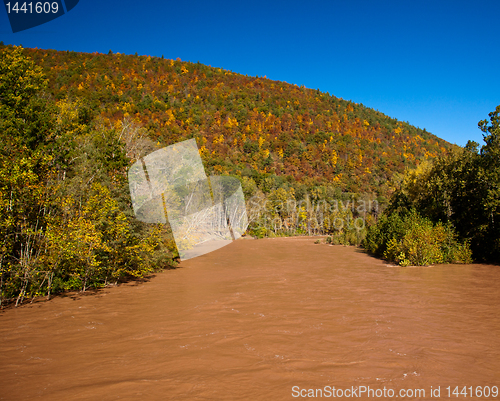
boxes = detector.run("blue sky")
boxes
[1,0,499,147]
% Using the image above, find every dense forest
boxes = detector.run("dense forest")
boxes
[0,43,477,307]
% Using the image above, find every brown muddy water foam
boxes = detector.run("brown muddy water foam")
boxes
[1,237,499,400]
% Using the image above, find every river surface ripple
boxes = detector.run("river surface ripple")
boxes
[1,237,499,400]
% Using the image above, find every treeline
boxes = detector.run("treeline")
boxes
[0,46,176,307]
[243,181,378,245]
[364,106,500,265]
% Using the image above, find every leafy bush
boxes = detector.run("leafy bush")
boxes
[363,212,405,256]
[364,210,472,266]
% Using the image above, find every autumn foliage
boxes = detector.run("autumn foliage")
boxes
[19,45,451,197]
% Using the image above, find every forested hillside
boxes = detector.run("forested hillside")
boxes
[23,46,451,197]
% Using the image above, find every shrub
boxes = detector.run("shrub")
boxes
[364,209,472,266]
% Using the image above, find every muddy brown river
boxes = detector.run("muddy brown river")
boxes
[1,238,499,400]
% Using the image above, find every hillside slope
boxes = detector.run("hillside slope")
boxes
[23,47,452,198]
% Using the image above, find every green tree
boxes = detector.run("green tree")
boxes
[477,106,500,260]
[0,46,55,305]
[0,46,53,152]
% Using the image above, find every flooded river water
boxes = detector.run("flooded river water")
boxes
[1,237,499,400]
